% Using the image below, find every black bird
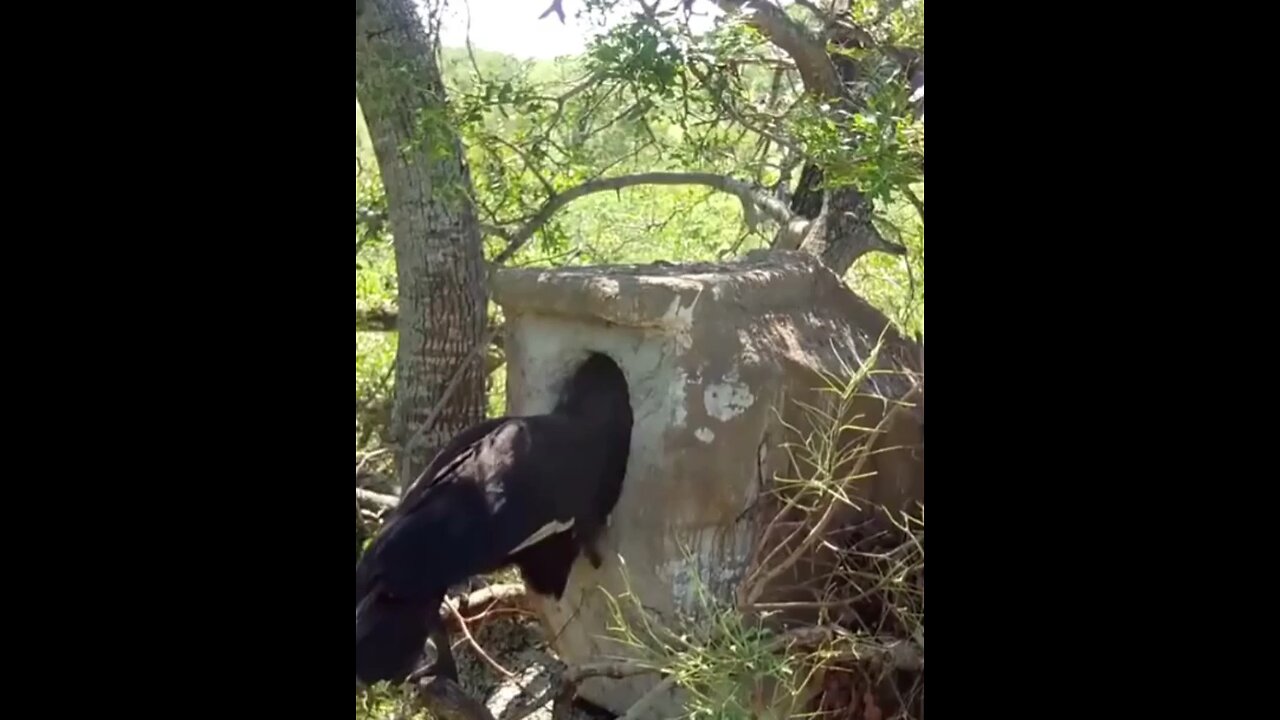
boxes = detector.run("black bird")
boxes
[355,352,633,686]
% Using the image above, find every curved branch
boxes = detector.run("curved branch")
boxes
[492,172,796,264]
[685,62,798,152]
[712,0,842,97]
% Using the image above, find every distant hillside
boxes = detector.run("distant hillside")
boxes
[439,45,586,87]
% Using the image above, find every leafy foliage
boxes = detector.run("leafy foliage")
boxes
[354,5,924,711]
[356,0,924,467]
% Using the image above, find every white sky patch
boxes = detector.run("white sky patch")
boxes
[425,0,723,60]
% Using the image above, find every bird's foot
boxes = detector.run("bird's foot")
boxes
[406,659,457,685]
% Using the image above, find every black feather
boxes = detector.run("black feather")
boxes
[355,352,632,686]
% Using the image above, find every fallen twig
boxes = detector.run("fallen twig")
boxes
[768,626,923,672]
[355,447,391,475]
[446,599,517,679]
[565,661,662,683]
[356,487,398,510]
[441,583,530,625]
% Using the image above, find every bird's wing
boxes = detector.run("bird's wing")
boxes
[398,416,512,516]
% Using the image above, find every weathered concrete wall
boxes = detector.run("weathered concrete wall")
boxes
[492,250,923,717]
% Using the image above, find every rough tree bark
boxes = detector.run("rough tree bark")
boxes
[356,0,488,488]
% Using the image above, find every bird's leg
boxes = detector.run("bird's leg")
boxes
[577,519,605,569]
[427,621,458,682]
[407,618,458,684]
[584,539,603,568]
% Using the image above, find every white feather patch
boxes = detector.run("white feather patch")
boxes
[509,517,575,554]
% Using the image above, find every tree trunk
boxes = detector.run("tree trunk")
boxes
[356,0,487,488]
[709,0,917,277]
[789,163,884,277]
[788,17,905,278]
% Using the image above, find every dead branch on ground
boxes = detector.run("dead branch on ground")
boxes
[412,676,497,720]
[445,598,517,679]
[356,487,398,511]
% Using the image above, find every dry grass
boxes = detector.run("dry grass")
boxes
[357,334,924,720]
[595,335,924,719]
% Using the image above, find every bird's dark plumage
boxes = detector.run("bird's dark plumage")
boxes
[355,352,632,687]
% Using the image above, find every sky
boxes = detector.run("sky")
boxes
[432,0,723,59]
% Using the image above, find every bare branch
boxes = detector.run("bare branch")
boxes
[356,487,399,510]
[356,447,391,474]
[445,598,517,679]
[492,172,796,264]
[767,626,923,672]
[545,72,606,134]
[443,583,528,617]
[462,0,487,84]
[686,62,798,152]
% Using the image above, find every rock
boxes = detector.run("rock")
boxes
[492,250,923,717]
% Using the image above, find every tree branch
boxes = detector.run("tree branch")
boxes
[445,598,517,679]
[356,487,399,510]
[492,172,796,264]
[765,626,923,672]
[483,134,557,198]
[356,306,398,332]
[436,583,535,632]
[712,0,842,97]
[685,62,798,153]
[447,581,525,607]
